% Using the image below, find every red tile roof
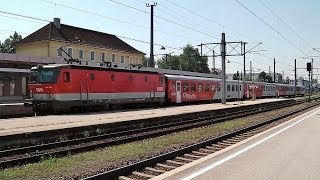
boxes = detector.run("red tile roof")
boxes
[17,22,144,54]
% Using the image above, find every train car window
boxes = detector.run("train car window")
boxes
[191,83,196,92]
[205,84,210,92]
[240,85,242,91]
[90,73,95,80]
[159,77,164,84]
[232,85,235,91]
[236,85,238,91]
[198,83,203,92]
[63,72,70,82]
[145,76,148,82]
[177,82,181,91]
[111,74,115,81]
[227,85,230,92]
[217,84,221,92]
[183,83,188,92]
[172,82,176,89]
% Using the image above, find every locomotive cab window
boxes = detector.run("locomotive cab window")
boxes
[183,83,188,92]
[63,72,70,82]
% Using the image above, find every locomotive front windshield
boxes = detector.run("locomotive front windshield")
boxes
[29,68,56,84]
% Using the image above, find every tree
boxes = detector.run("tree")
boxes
[142,56,149,67]
[0,32,22,53]
[258,71,273,82]
[157,44,210,73]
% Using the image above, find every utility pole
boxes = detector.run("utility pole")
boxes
[274,58,276,83]
[212,50,215,71]
[221,33,226,104]
[243,42,247,81]
[282,70,285,83]
[294,59,297,97]
[200,43,203,57]
[250,61,252,81]
[146,2,157,68]
[311,58,313,93]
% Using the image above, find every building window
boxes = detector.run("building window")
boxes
[101,52,106,62]
[79,49,84,59]
[57,47,63,57]
[112,54,116,63]
[120,55,125,64]
[90,51,95,61]
[67,47,73,57]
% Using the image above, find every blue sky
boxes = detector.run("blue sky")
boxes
[1,0,319,79]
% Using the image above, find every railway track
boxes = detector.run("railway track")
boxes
[0,100,302,169]
[83,101,320,180]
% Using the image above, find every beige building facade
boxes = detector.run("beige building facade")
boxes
[16,18,144,66]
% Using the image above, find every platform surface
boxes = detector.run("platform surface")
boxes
[0,98,287,136]
[153,105,320,180]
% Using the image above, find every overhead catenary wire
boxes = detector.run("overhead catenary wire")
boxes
[0,10,182,51]
[106,0,220,40]
[257,0,314,49]
[40,0,198,42]
[234,0,309,57]
[162,0,262,43]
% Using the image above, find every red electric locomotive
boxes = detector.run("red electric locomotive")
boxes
[27,64,166,113]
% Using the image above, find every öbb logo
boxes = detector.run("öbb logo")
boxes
[35,87,44,92]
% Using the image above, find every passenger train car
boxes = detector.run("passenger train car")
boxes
[26,64,305,113]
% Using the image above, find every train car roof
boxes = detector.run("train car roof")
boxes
[31,64,160,74]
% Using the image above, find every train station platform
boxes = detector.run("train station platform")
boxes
[0,98,290,136]
[0,100,32,118]
[154,105,320,180]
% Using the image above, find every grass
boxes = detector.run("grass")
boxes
[0,105,302,179]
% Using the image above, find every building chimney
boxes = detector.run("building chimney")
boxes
[53,18,61,29]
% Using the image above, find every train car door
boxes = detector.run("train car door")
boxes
[80,73,89,101]
[176,81,181,103]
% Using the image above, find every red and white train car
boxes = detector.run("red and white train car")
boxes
[27,64,166,112]
[165,74,219,103]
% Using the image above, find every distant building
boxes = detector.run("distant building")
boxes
[16,18,145,67]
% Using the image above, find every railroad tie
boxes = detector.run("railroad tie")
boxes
[184,153,202,159]
[175,157,194,162]
[199,148,215,153]
[145,167,167,174]
[166,160,186,166]
[132,171,155,178]
[118,176,135,180]
[192,151,209,156]
[156,163,176,170]
[225,138,241,143]
[205,146,217,151]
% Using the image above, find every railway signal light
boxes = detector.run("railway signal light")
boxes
[307,62,312,71]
